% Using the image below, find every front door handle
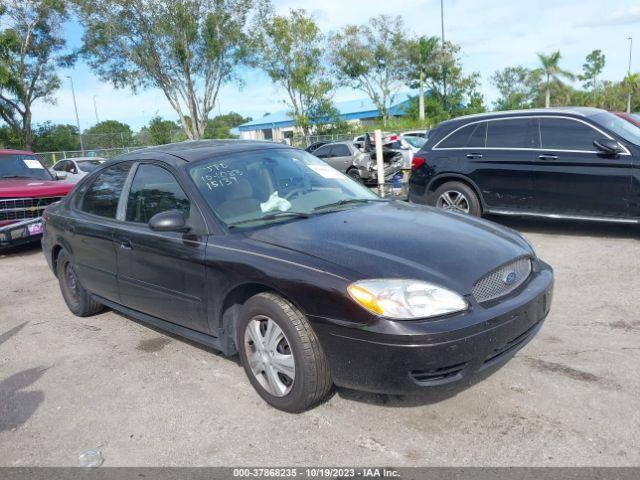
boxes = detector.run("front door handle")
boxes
[538,154,558,160]
[119,239,132,250]
[466,153,483,159]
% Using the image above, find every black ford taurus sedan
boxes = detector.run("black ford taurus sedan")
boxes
[42,140,554,412]
[409,107,640,223]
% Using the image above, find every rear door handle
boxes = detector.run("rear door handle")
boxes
[538,154,558,160]
[119,239,132,250]
[466,153,483,159]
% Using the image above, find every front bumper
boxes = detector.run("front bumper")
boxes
[311,262,554,394]
[0,217,44,249]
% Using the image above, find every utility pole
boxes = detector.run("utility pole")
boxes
[67,76,84,153]
[93,95,100,124]
[627,37,633,114]
[440,0,447,114]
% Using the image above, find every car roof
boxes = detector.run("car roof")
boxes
[0,149,35,155]
[67,157,107,162]
[437,106,607,128]
[115,139,288,163]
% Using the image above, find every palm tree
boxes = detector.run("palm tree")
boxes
[536,51,574,108]
[406,36,440,122]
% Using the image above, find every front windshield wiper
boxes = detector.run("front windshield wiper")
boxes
[312,198,388,212]
[227,211,311,229]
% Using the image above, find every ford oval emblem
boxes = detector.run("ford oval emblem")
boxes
[503,271,517,285]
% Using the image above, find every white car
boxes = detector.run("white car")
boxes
[50,157,106,183]
[401,129,430,139]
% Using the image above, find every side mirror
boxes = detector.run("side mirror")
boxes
[593,138,622,155]
[148,210,190,232]
[55,171,67,180]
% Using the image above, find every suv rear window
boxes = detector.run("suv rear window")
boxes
[486,118,540,148]
[437,122,487,148]
[81,163,132,218]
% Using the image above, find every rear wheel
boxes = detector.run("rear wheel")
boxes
[57,249,103,317]
[237,292,332,412]
[432,181,481,217]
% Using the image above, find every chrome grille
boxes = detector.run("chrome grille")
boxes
[472,257,532,303]
[0,197,63,222]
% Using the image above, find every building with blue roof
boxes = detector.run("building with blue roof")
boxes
[238,94,413,141]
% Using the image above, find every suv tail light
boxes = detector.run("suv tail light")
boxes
[412,156,426,170]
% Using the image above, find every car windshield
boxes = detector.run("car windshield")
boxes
[189,148,382,229]
[629,113,640,123]
[590,111,640,146]
[77,160,104,173]
[403,136,427,148]
[0,154,52,180]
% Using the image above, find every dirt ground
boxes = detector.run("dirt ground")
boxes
[0,217,639,466]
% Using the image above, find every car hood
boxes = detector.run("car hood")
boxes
[0,178,74,198]
[246,201,533,294]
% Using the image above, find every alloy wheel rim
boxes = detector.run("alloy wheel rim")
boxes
[437,190,470,214]
[244,315,295,397]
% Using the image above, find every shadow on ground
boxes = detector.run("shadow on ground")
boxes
[0,240,43,259]
[0,322,46,432]
[486,215,638,239]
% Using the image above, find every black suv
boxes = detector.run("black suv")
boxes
[409,107,640,223]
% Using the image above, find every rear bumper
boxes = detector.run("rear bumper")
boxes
[311,263,553,394]
[0,217,44,249]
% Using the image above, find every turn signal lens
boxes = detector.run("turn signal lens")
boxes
[411,156,426,170]
[347,284,384,315]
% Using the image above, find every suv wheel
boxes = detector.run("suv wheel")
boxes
[237,292,332,412]
[57,249,104,317]
[433,181,481,216]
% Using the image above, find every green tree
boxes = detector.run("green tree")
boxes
[32,122,80,151]
[0,0,75,149]
[75,0,268,140]
[623,72,640,113]
[406,35,439,123]
[535,51,574,108]
[330,15,409,124]
[83,120,134,149]
[424,42,485,117]
[491,66,541,110]
[580,49,605,94]
[144,116,178,145]
[203,112,251,138]
[255,9,335,137]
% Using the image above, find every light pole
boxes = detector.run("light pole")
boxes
[440,0,447,113]
[67,76,84,152]
[93,95,100,124]
[627,37,633,114]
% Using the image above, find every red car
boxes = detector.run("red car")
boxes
[0,149,74,249]
[613,111,640,127]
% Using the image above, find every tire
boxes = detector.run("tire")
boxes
[432,181,481,217]
[56,249,104,317]
[347,168,362,183]
[237,292,332,413]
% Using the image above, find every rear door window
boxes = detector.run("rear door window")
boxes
[82,163,132,218]
[313,145,331,158]
[540,118,600,151]
[486,118,540,148]
[125,164,190,224]
[438,122,487,148]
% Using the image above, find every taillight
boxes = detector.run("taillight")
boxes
[412,156,426,170]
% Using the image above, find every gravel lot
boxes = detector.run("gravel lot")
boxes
[0,217,639,466]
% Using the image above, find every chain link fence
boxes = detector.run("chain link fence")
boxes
[34,146,149,167]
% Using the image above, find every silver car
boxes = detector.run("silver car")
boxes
[50,157,106,183]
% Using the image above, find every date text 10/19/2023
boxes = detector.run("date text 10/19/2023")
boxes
[232,468,400,478]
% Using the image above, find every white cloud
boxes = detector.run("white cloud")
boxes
[31,0,639,129]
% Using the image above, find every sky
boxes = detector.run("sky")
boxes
[30,0,639,131]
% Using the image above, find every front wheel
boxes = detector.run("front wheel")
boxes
[347,168,362,183]
[237,292,332,412]
[432,181,481,217]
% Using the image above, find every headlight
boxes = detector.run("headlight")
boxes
[347,279,468,320]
